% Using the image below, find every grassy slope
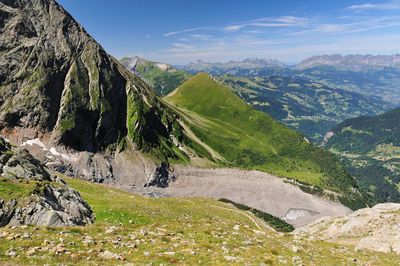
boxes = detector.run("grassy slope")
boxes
[0,178,37,201]
[136,63,190,96]
[325,108,400,203]
[218,75,392,143]
[0,177,398,265]
[165,73,359,198]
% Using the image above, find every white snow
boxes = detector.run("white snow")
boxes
[49,147,61,156]
[283,208,319,221]
[21,138,47,149]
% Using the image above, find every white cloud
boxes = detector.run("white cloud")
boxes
[154,10,400,64]
[150,33,400,64]
[164,27,208,37]
[348,1,400,11]
[224,25,245,32]
[223,16,309,32]
[190,34,211,40]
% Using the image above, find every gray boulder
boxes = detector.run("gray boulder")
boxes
[0,137,94,227]
[8,185,94,227]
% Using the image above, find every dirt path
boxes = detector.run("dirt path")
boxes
[184,198,266,231]
[210,204,265,231]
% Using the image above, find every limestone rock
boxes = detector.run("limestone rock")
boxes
[0,136,94,227]
[295,203,400,254]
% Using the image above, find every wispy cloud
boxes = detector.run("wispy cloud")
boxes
[348,0,400,11]
[189,34,211,40]
[224,23,295,32]
[163,27,209,37]
[163,16,309,36]
[223,16,310,32]
[154,8,400,64]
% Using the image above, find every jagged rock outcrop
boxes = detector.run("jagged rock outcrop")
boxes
[0,0,191,163]
[0,137,52,181]
[295,203,400,254]
[0,137,94,226]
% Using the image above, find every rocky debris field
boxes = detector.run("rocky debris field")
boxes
[156,167,351,227]
[295,203,400,255]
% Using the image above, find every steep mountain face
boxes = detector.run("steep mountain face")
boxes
[218,75,393,143]
[165,73,364,208]
[120,56,190,96]
[0,137,94,226]
[182,58,289,76]
[0,0,192,163]
[324,108,400,203]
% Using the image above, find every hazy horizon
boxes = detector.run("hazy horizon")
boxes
[58,0,400,64]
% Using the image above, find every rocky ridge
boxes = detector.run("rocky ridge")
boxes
[0,0,192,162]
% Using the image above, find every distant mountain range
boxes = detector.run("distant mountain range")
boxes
[182,58,287,75]
[296,54,400,71]
[181,54,400,72]
[176,56,400,104]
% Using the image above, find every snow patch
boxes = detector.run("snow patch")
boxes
[155,63,171,71]
[21,138,47,149]
[49,147,78,162]
[49,147,61,156]
[283,208,319,221]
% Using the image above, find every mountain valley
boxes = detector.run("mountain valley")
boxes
[0,0,400,264]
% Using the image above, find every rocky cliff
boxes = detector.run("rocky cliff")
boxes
[0,0,190,164]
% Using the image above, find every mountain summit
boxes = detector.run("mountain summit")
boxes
[0,0,192,162]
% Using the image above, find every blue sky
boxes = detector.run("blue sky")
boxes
[58,0,400,64]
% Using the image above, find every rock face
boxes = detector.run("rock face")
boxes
[0,137,52,181]
[0,0,190,162]
[1,185,94,227]
[145,162,175,188]
[295,203,400,254]
[0,137,94,227]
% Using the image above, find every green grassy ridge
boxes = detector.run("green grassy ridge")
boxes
[133,60,190,96]
[165,73,360,200]
[1,176,397,265]
[218,198,294,232]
